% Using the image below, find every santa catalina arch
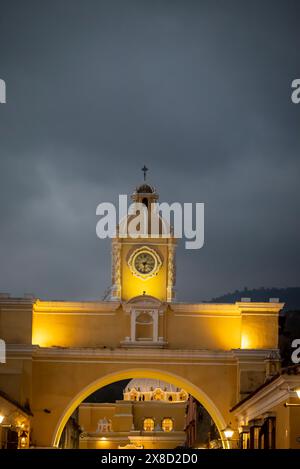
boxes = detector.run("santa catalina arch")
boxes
[0,182,283,449]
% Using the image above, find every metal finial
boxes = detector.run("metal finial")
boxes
[141,165,148,181]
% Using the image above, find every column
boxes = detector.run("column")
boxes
[152,310,158,342]
[130,310,136,342]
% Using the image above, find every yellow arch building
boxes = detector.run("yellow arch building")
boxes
[0,182,286,449]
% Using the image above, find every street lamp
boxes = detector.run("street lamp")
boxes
[223,424,234,439]
[19,430,28,448]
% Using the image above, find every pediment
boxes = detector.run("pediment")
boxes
[122,295,166,313]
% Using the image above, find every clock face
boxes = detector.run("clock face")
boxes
[134,252,156,274]
[128,246,162,280]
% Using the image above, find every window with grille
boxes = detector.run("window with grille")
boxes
[143,418,154,432]
[162,418,173,432]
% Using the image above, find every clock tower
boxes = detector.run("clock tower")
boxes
[110,180,176,302]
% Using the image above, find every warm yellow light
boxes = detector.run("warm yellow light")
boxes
[223,425,234,439]
[295,388,300,399]
[143,418,155,432]
[162,418,173,432]
[100,437,107,441]
[0,415,4,424]
[241,334,250,349]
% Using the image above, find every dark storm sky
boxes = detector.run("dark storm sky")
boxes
[0,0,299,302]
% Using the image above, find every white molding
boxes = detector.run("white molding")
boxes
[171,301,284,317]
[33,312,117,316]
[122,295,166,313]
[232,374,300,422]
[241,313,279,317]
[5,346,277,368]
[174,314,240,318]
[170,303,238,314]
[120,341,167,349]
[32,359,237,366]
[236,302,284,314]
[232,349,279,359]
[25,346,237,359]
[33,300,120,314]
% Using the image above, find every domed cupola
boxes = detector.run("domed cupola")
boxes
[131,166,159,207]
[131,184,159,207]
[123,378,188,402]
[136,183,155,194]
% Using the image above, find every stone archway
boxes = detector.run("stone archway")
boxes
[52,368,228,449]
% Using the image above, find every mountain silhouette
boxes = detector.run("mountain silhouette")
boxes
[210,286,300,310]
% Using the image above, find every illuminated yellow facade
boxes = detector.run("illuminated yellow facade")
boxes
[78,379,188,449]
[0,182,289,449]
[231,364,300,449]
[0,391,31,449]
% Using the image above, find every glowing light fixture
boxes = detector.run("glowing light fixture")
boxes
[295,388,300,399]
[19,430,28,448]
[223,424,234,439]
[0,414,4,424]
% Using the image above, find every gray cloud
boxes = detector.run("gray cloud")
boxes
[0,0,299,301]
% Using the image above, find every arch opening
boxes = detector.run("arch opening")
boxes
[52,368,229,449]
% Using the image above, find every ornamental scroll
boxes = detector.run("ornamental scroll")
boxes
[167,242,176,302]
[111,240,121,300]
